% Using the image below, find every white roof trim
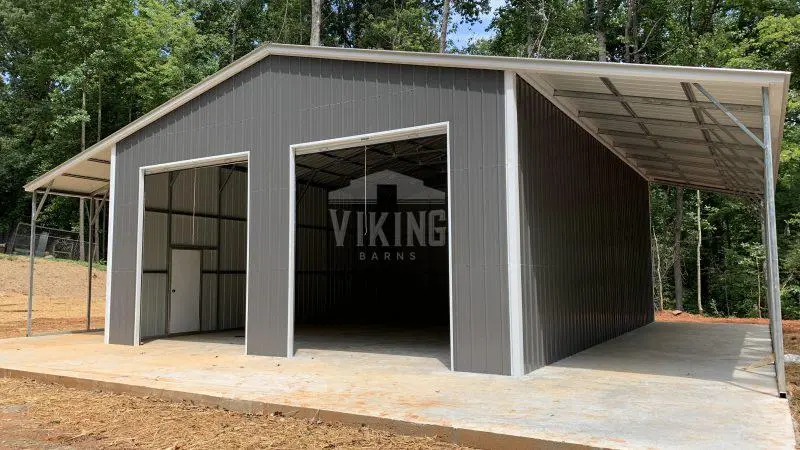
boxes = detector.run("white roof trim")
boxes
[25,43,791,193]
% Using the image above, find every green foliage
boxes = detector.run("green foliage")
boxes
[360,5,439,52]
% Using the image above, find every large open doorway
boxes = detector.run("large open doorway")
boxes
[136,154,248,346]
[290,124,452,368]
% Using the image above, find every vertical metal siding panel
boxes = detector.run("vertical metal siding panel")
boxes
[448,69,470,371]
[139,273,166,338]
[202,274,217,330]
[465,70,485,371]
[484,70,509,373]
[516,77,652,371]
[142,212,167,271]
[144,172,169,209]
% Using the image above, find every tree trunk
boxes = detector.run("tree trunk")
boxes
[624,0,639,63]
[310,0,321,46]
[439,0,451,53]
[758,259,763,318]
[96,81,101,143]
[595,0,607,62]
[696,190,702,313]
[624,0,632,62]
[79,89,86,261]
[93,199,100,261]
[81,89,86,150]
[79,199,85,261]
[674,187,684,311]
[652,223,664,310]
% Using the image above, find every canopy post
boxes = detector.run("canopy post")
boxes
[27,183,51,337]
[761,86,786,397]
[87,197,94,330]
[26,192,36,337]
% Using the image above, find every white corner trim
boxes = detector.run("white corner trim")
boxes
[132,166,145,346]
[286,150,296,358]
[291,123,448,156]
[445,122,455,372]
[103,145,116,344]
[244,152,251,355]
[504,71,525,376]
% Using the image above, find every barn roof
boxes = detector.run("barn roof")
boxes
[24,43,791,198]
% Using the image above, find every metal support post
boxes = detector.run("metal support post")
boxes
[26,183,52,337]
[26,193,36,337]
[87,197,94,330]
[761,86,786,397]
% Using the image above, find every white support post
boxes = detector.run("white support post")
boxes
[26,183,51,337]
[26,192,36,337]
[761,86,786,397]
[87,197,94,330]
[504,71,525,376]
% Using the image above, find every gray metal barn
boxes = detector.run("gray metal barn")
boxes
[23,45,790,394]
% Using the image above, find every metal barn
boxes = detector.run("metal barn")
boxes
[23,45,790,394]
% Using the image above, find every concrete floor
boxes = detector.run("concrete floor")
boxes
[0,322,793,449]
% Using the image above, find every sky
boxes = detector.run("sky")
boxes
[451,0,505,49]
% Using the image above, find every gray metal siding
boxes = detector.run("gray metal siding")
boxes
[110,56,510,375]
[516,77,653,373]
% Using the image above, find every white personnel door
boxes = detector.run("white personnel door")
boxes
[169,249,201,334]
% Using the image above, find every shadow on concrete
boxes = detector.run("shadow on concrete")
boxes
[160,326,451,369]
[548,321,777,394]
[293,324,451,368]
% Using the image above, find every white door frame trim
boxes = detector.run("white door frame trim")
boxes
[287,122,454,369]
[103,144,116,344]
[133,151,250,347]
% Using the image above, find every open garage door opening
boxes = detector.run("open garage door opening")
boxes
[138,158,248,345]
[291,127,451,368]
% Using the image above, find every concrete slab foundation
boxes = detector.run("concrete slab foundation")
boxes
[0,322,793,449]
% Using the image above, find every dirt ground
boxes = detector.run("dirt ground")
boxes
[0,257,464,449]
[0,378,464,449]
[0,255,105,338]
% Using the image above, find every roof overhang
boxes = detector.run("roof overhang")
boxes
[25,43,790,199]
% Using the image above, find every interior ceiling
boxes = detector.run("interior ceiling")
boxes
[523,72,770,199]
[295,134,448,190]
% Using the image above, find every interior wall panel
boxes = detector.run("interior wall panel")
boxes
[201,274,217,331]
[136,166,246,340]
[171,166,219,215]
[171,215,218,247]
[140,273,166,339]
[111,56,510,375]
[219,219,247,271]
[220,169,247,218]
[516,77,653,373]
[142,211,167,271]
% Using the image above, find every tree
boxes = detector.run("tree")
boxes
[436,0,489,53]
[439,0,450,52]
[674,187,684,311]
[311,0,321,45]
[696,190,703,313]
